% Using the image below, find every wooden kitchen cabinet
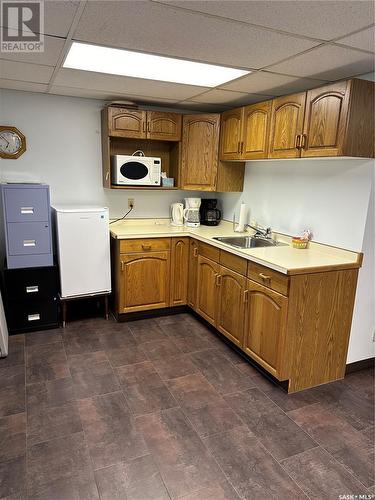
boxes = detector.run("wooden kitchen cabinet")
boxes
[196,255,220,325]
[119,251,170,313]
[147,111,182,141]
[170,237,189,306]
[108,108,147,138]
[187,238,199,309]
[216,266,246,347]
[220,108,243,160]
[242,101,272,160]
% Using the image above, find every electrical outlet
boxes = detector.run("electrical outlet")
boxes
[128,198,135,209]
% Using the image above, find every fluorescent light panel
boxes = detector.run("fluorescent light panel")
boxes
[63,42,250,87]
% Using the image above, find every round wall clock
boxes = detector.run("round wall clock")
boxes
[0,126,27,159]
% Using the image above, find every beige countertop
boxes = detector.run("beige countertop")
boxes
[110,219,362,275]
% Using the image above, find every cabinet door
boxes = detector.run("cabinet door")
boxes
[181,114,220,191]
[216,266,246,347]
[187,238,199,309]
[268,93,306,158]
[147,111,182,141]
[119,251,170,313]
[301,81,349,157]
[243,280,288,378]
[196,255,220,325]
[242,101,271,159]
[170,237,189,306]
[219,108,243,160]
[108,108,147,138]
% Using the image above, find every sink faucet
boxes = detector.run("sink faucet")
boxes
[245,224,272,239]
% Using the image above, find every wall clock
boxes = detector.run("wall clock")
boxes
[0,126,27,159]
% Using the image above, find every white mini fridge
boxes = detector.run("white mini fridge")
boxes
[53,206,111,298]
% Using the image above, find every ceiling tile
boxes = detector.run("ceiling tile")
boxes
[0,59,53,83]
[0,33,65,66]
[190,89,272,106]
[158,0,375,41]
[73,1,318,69]
[220,71,328,95]
[267,45,375,80]
[0,79,47,93]
[336,26,375,53]
[177,101,231,113]
[0,0,80,37]
[54,68,209,100]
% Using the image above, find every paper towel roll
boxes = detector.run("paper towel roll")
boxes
[235,202,246,232]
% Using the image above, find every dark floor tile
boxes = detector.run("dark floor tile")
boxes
[224,387,279,420]
[128,318,168,344]
[167,373,222,410]
[137,407,224,499]
[98,329,137,350]
[180,482,240,500]
[190,349,254,395]
[289,402,375,487]
[282,447,367,499]
[0,455,26,499]
[26,342,69,384]
[0,365,25,417]
[27,432,98,499]
[162,323,214,354]
[27,401,82,447]
[156,314,190,327]
[95,454,170,500]
[26,378,74,413]
[0,413,26,463]
[204,426,305,499]
[264,384,318,412]
[152,354,199,381]
[183,400,243,438]
[68,351,120,399]
[344,368,374,396]
[62,331,101,356]
[142,339,181,361]
[362,425,374,444]
[105,344,148,368]
[62,318,99,334]
[116,361,177,416]
[25,329,62,347]
[212,340,247,366]
[0,335,24,368]
[78,392,147,469]
[235,360,260,377]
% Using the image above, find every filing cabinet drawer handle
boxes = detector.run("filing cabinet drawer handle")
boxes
[20,207,34,215]
[28,313,40,321]
[23,239,36,247]
[259,273,271,282]
[26,285,39,293]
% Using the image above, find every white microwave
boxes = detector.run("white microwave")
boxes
[111,155,161,186]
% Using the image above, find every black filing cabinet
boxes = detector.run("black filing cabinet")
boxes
[3,265,59,333]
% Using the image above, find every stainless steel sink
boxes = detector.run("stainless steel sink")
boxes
[213,236,288,249]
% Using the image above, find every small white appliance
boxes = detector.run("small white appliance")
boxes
[111,155,161,186]
[184,197,201,228]
[0,290,8,357]
[171,202,184,226]
[53,206,111,299]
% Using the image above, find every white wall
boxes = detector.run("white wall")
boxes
[0,89,199,217]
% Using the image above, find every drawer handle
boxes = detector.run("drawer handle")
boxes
[23,239,36,247]
[28,313,40,321]
[26,285,39,293]
[20,207,34,214]
[259,273,271,282]
[142,244,151,250]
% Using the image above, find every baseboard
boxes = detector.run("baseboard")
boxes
[116,305,188,322]
[345,357,374,374]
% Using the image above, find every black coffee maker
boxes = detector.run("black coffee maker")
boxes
[200,199,221,226]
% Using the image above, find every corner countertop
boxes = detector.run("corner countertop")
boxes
[109,219,362,275]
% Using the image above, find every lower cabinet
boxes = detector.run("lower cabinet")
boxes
[196,255,219,325]
[243,280,288,378]
[187,238,199,309]
[170,237,189,306]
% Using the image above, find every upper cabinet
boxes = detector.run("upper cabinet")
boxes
[147,111,182,141]
[219,78,375,161]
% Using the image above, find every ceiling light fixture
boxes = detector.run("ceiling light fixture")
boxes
[63,42,250,87]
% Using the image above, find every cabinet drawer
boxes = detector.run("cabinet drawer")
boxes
[198,241,220,262]
[247,262,289,296]
[7,222,52,256]
[120,238,170,254]
[4,266,58,301]
[4,187,49,223]
[6,298,59,332]
[220,250,248,276]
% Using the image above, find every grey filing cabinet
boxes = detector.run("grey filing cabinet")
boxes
[0,183,53,269]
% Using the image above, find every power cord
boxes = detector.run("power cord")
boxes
[109,204,134,225]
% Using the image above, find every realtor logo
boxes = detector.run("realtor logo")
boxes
[1,0,44,53]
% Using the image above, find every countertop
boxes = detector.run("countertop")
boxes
[109,219,362,275]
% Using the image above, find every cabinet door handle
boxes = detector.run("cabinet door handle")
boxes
[147,122,151,133]
[259,273,271,282]
[28,313,40,321]
[237,141,240,153]
[301,134,307,149]
[295,134,301,149]
[26,285,39,293]
[121,261,124,272]
[142,244,151,250]
[193,247,198,258]
[216,274,222,286]
[143,122,146,132]
[243,289,249,303]
[241,141,244,154]
[23,239,36,247]
[20,207,34,215]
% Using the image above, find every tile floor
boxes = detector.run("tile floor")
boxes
[0,313,373,499]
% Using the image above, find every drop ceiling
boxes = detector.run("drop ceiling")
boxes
[0,0,374,111]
